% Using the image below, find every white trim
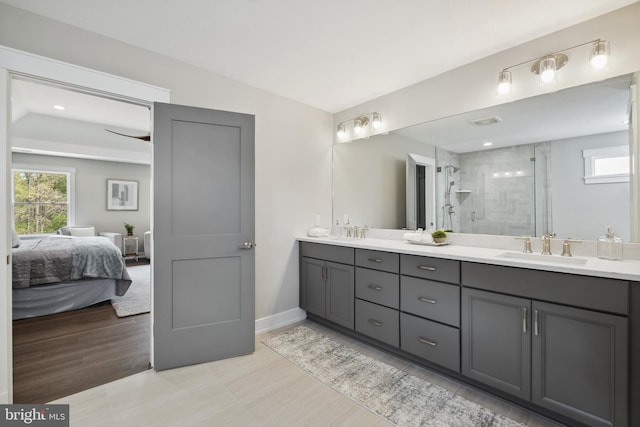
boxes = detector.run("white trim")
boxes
[0,45,169,104]
[255,308,307,335]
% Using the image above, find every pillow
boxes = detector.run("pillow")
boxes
[68,227,96,237]
[11,229,20,248]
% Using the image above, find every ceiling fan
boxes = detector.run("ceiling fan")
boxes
[105,128,151,141]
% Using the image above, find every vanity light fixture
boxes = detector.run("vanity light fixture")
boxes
[496,39,610,95]
[589,40,610,70]
[336,112,382,142]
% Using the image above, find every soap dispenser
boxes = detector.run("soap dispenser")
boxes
[597,226,623,260]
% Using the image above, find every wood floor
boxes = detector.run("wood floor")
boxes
[12,302,150,403]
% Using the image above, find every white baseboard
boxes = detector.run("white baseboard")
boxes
[255,307,306,335]
[0,391,9,404]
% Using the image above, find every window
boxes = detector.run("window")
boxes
[583,145,629,184]
[12,164,75,234]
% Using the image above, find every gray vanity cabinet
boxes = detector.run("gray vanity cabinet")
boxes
[300,242,355,330]
[461,264,629,427]
[531,301,628,427]
[461,288,531,401]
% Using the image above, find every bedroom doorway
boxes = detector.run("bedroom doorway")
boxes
[0,47,170,403]
[9,76,155,403]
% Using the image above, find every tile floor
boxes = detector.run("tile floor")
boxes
[51,320,563,426]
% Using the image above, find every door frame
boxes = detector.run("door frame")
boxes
[0,45,170,403]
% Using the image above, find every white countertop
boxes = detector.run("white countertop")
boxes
[298,236,640,281]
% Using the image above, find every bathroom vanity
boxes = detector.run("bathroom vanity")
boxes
[298,237,640,427]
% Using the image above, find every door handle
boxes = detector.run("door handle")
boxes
[522,307,527,333]
[240,241,255,249]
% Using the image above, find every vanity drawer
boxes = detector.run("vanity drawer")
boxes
[401,254,460,284]
[355,299,399,347]
[401,276,460,327]
[461,262,629,315]
[356,249,399,273]
[401,313,460,373]
[356,267,399,309]
[300,242,354,265]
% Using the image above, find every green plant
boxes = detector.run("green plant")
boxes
[431,230,447,239]
[124,223,135,235]
[443,229,454,233]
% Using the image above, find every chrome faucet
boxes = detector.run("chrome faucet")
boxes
[541,233,556,255]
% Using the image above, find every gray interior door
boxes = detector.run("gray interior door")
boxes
[153,102,255,371]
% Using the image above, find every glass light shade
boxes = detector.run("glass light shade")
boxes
[354,118,363,135]
[372,113,382,129]
[337,124,346,139]
[590,40,610,70]
[497,70,512,95]
[539,57,556,83]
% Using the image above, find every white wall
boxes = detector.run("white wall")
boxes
[12,153,151,248]
[0,3,333,325]
[551,131,630,241]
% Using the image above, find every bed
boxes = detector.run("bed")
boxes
[12,235,132,320]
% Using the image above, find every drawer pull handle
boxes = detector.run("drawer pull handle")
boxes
[368,284,383,291]
[368,319,384,327]
[533,309,539,336]
[418,265,436,271]
[418,297,437,304]
[417,337,437,347]
[368,257,383,263]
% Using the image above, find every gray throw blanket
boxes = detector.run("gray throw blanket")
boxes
[12,236,131,295]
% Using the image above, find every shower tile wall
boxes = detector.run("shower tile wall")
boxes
[458,145,536,236]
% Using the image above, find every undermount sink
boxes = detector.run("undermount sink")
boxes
[496,251,588,265]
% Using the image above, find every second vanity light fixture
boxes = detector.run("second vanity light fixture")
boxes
[337,112,382,142]
[497,39,611,96]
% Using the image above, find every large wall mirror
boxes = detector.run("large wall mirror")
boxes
[332,73,634,241]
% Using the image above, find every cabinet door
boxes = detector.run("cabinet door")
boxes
[325,261,354,329]
[462,288,531,400]
[532,301,628,427]
[300,257,325,317]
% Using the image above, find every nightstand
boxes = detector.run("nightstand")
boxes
[123,236,139,261]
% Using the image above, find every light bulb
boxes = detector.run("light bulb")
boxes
[337,124,346,139]
[372,113,382,129]
[354,118,363,135]
[497,70,511,96]
[590,40,610,70]
[539,57,556,84]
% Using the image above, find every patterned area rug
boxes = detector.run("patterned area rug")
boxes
[263,325,526,427]
[111,264,150,317]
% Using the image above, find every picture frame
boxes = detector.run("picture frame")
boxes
[107,179,139,211]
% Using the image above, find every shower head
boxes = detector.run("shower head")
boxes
[445,165,460,173]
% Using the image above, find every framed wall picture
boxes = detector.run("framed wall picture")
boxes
[107,179,139,211]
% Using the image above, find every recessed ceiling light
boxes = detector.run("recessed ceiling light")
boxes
[483,142,493,147]
[53,105,65,110]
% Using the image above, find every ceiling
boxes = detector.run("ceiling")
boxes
[1,0,637,113]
